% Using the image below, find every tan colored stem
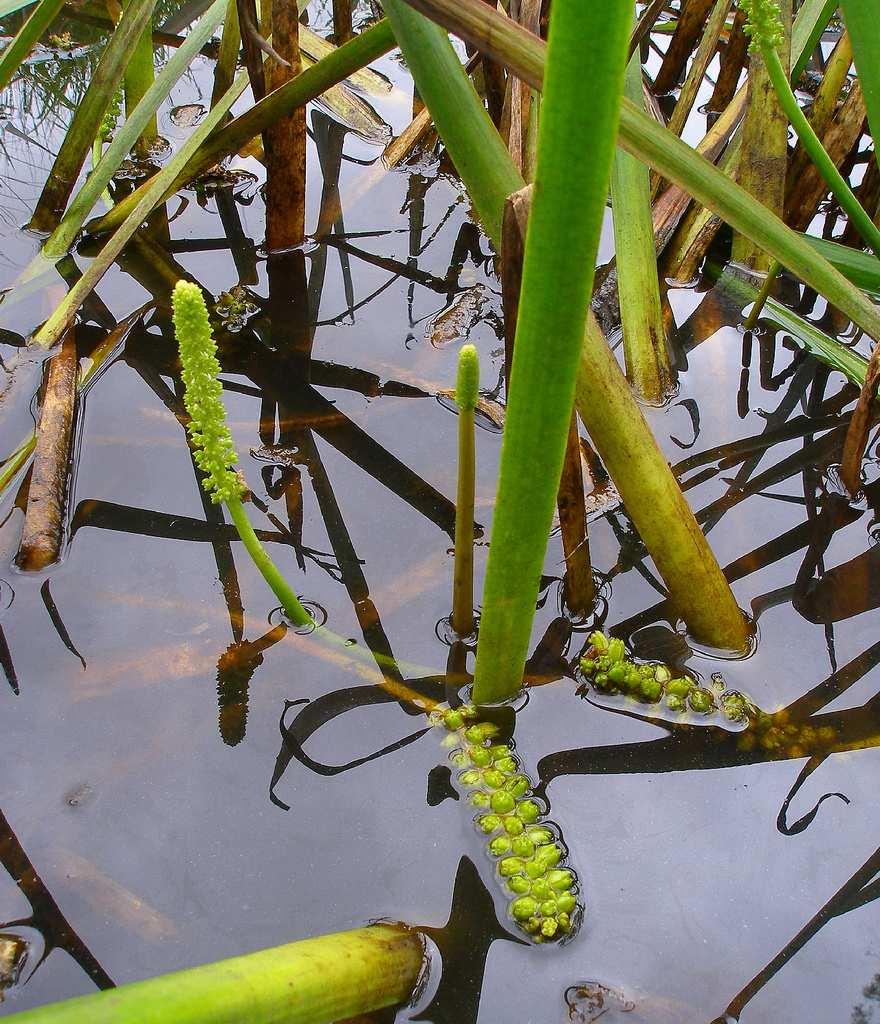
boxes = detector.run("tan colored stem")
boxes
[557,415,594,617]
[652,0,715,95]
[707,5,748,112]
[16,327,79,571]
[452,406,476,635]
[840,342,880,497]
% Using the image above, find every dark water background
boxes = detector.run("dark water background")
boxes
[2,5,880,1022]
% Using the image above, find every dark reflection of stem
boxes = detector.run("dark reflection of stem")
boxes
[215,186,258,286]
[0,624,18,695]
[711,844,880,1023]
[405,174,429,327]
[0,808,114,990]
[40,579,86,670]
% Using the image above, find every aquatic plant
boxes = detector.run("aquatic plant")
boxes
[2,924,424,1023]
[452,344,478,636]
[740,0,880,257]
[172,281,313,628]
[430,703,581,942]
[0,0,66,93]
[578,630,753,723]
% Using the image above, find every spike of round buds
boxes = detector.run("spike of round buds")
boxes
[455,344,480,412]
[172,281,244,505]
[740,0,784,53]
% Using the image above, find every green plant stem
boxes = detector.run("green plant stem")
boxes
[744,259,780,329]
[122,0,158,156]
[471,0,633,704]
[381,0,523,249]
[759,39,880,258]
[395,0,880,342]
[37,0,228,261]
[0,0,66,92]
[452,404,475,635]
[611,43,671,402]
[840,0,880,145]
[226,494,312,626]
[28,0,156,232]
[211,0,240,106]
[84,19,396,238]
[3,925,424,1024]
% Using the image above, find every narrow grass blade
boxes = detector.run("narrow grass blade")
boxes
[840,0,880,148]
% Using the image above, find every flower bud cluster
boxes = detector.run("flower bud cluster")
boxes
[740,0,784,54]
[430,704,581,943]
[579,631,752,724]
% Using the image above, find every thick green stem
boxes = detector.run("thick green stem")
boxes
[3,925,424,1024]
[28,0,156,232]
[761,39,880,258]
[0,0,66,92]
[471,0,633,704]
[227,494,313,626]
[611,45,671,402]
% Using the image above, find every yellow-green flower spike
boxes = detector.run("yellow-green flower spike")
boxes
[436,704,581,943]
[739,0,784,53]
[455,344,480,412]
[172,280,244,505]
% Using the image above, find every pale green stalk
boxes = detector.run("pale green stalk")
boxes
[3,925,424,1024]
[611,42,671,402]
[472,0,634,703]
[211,0,240,105]
[452,344,478,636]
[0,0,66,92]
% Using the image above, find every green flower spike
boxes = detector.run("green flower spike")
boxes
[739,0,783,52]
[455,344,480,412]
[172,280,313,628]
[173,281,244,505]
[436,703,582,943]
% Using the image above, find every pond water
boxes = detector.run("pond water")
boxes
[2,6,880,1023]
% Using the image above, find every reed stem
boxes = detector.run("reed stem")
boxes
[0,0,66,93]
[452,345,478,636]
[122,0,158,156]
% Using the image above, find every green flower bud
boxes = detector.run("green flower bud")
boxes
[494,756,517,774]
[625,668,641,690]
[490,791,516,814]
[459,769,482,787]
[556,893,577,914]
[740,0,784,53]
[594,672,610,689]
[580,658,596,674]
[654,665,671,683]
[503,815,525,836]
[547,869,574,892]
[470,791,490,808]
[667,678,692,697]
[470,747,492,767]
[587,631,608,651]
[689,688,716,714]
[535,843,563,868]
[666,694,685,712]
[527,827,554,846]
[640,678,662,702]
[540,899,558,917]
[488,744,512,761]
[443,709,465,731]
[517,800,540,823]
[511,836,536,859]
[455,344,480,412]
[489,836,511,857]
[721,691,749,722]
[540,917,558,938]
[507,876,531,895]
[524,916,541,934]
[608,638,625,664]
[482,769,506,789]
[510,896,538,920]
[531,879,553,901]
[450,750,469,768]
[608,664,627,685]
[525,858,547,880]
[504,775,530,798]
[464,725,484,744]
[499,857,525,877]
[557,911,571,931]
[476,814,501,833]
[639,664,655,678]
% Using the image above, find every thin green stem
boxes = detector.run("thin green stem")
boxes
[760,40,880,258]
[744,259,780,329]
[227,495,312,626]
[452,409,476,636]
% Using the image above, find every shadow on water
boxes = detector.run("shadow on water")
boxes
[3,10,880,1024]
